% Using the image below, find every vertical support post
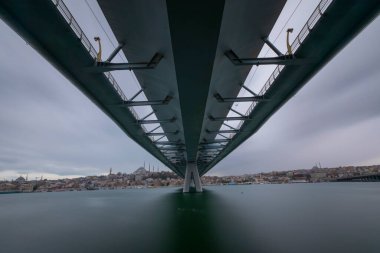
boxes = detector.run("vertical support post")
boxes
[183,162,203,193]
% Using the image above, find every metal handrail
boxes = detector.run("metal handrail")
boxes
[235,0,333,132]
[205,0,333,162]
[51,0,150,134]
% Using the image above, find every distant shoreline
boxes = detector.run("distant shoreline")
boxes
[2,179,379,195]
[1,165,379,194]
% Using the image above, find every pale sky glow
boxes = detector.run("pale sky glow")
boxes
[0,1,379,180]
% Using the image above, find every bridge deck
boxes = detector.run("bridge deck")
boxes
[0,0,379,177]
[98,0,286,174]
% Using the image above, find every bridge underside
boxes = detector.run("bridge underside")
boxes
[97,0,380,181]
[97,0,286,177]
[0,0,379,191]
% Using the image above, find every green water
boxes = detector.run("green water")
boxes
[1,183,380,253]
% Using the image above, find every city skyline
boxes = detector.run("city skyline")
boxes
[0,1,380,180]
[2,164,379,194]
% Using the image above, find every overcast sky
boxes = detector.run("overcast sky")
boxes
[0,1,379,180]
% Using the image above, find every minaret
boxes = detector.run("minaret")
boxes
[109,168,112,175]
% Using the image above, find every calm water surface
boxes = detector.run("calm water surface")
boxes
[1,183,380,253]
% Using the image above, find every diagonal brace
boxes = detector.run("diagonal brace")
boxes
[241,84,257,96]
[106,42,125,63]
[262,37,283,56]
[140,110,155,121]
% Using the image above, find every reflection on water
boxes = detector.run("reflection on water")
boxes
[159,189,222,252]
[1,183,380,253]
[157,189,264,253]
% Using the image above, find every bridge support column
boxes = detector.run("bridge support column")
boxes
[183,162,202,193]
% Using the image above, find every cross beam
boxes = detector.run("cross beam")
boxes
[159,147,185,151]
[146,130,179,136]
[209,115,249,121]
[119,95,172,107]
[171,160,183,164]
[198,146,224,151]
[154,141,184,146]
[199,159,213,163]
[137,117,176,124]
[206,129,239,134]
[201,139,231,145]
[90,53,163,72]
[165,154,184,158]
[199,154,217,157]
[225,50,300,66]
[199,151,219,155]
[199,143,225,149]
[214,93,267,103]
[199,154,216,157]
[163,149,184,153]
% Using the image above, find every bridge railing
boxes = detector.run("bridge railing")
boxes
[235,0,333,133]
[51,0,149,134]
